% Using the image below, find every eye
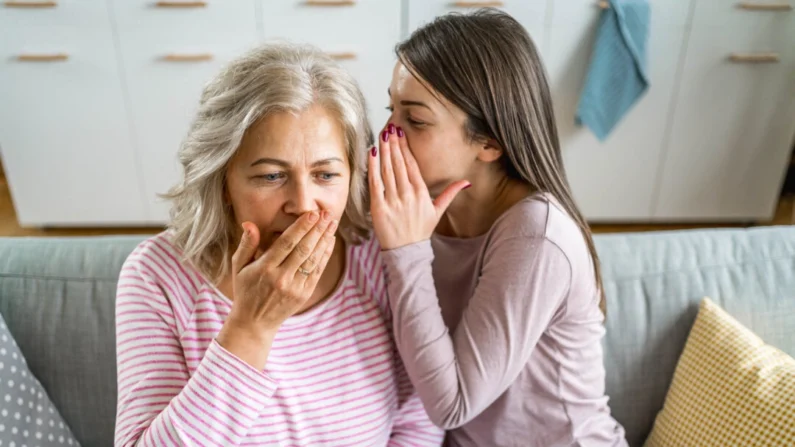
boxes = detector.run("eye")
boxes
[406,116,425,127]
[254,172,285,182]
[317,172,341,182]
[385,105,394,112]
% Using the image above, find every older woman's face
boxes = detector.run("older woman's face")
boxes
[226,104,350,250]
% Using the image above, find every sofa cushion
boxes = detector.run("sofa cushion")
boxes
[0,313,81,446]
[644,297,795,446]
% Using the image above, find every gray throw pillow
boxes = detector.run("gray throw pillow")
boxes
[0,314,80,447]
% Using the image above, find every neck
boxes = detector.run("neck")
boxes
[438,167,532,239]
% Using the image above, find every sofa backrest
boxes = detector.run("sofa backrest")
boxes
[0,227,794,446]
[597,226,795,446]
[0,236,145,447]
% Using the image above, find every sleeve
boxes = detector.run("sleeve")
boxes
[114,253,280,446]
[380,236,570,429]
[388,350,446,446]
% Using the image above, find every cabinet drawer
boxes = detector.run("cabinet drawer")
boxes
[654,21,795,220]
[262,0,400,48]
[112,0,259,40]
[0,1,148,225]
[1,0,113,48]
[548,0,692,28]
[694,0,794,29]
[407,0,546,44]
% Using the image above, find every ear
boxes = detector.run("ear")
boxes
[476,138,504,163]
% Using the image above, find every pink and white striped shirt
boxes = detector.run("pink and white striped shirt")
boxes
[114,232,444,447]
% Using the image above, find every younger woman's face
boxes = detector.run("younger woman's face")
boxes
[386,62,484,197]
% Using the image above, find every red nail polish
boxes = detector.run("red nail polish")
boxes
[381,130,388,142]
[370,146,377,157]
[388,123,396,134]
[397,127,404,137]
[464,183,472,190]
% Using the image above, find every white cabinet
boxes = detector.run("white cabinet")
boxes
[1,0,793,226]
[112,0,260,222]
[544,1,690,220]
[0,0,147,226]
[655,2,795,221]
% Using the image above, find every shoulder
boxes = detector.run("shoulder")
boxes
[345,233,390,317]
[119,231,206,302]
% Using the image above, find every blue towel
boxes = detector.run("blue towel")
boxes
[575,0,650,141]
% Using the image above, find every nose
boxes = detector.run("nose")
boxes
[283,180,318,217]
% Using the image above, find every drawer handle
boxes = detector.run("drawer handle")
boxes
[729,52,780,63]
[451,1,505,6]
[161,53,213,62]
[4,1,57,7]
[154,1,207,7]
[326,52,357,60]
[597,1,610,9]
[17,53,68,61]
[737,2,792,11]
[305,0,355,6]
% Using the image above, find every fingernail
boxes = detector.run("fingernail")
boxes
[370,146,377,157]
[388,123,396,134]
[464,183,472,190]
[381,131,388,142]
[397,127,404,138]
[308,212,319,223]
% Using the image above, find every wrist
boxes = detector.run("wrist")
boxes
[217,318,278,371]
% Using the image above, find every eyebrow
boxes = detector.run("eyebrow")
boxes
[249,157,344,168]
[388,88,433,111]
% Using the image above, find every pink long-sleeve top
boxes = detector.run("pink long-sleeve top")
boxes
[114,232,444,447]
[381,193,628,447]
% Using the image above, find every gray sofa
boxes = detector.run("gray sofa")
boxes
[1,226,794,446]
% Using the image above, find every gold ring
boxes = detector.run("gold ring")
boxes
[297,267,312,276]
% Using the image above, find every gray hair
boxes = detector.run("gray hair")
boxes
[162,41,374,283]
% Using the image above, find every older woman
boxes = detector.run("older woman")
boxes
[114,42,443,447]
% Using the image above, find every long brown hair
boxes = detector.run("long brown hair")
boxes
[396,8,606,314]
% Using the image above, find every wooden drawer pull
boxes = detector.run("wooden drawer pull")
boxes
[161,53,213,62]
[598,1,610,9]
[17,53,68,61]
[729,52,780,63]
[451,1,504,6]
[737,2,792,11]
[326,52,357,61]
[305,0,355,6]
[155,1,207,7]
[4,1,56,7]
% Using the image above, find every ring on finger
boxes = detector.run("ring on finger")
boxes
[297,267,312,276]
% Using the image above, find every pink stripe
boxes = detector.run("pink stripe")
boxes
[118,367,188,385]
[118,347,183,368]
[181,390,242,443]
[269,338,392,377]
[259,363,395,413]
[150,238,201,292]
[266,325,386,365]
[201,357,270,409]
[168,399,212,447]
[190,374,254,420]
[250,398,395,440]
[254,381,398,429]
[269,312,383,358]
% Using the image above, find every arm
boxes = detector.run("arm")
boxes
[388,351,446,446]
[114,259,277,446]
[381,236,570,429]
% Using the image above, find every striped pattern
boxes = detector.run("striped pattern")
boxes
[645,297,795,447]
[114,232,443,447]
